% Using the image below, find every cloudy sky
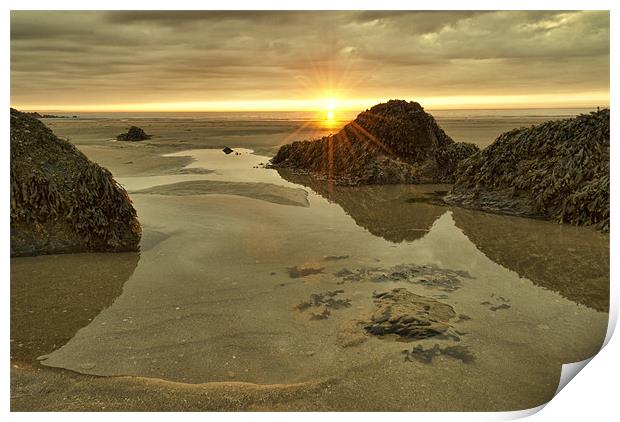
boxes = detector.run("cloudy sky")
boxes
[10,10,610,111]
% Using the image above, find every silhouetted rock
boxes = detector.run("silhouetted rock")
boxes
[116,126,151,142]
[222,146,234,154]
[446,109,609,231]
[10,108,141,256]
[270,100,478,185]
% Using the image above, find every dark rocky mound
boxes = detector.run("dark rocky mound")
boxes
[222,146,234,154]
[116,125,151,142]
[270,100,479,185]
[446,109,609,231]
[10,108,141,256]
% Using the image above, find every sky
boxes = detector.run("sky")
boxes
[10,10,610,111]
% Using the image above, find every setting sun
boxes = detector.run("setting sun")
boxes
[324,98,337,121]
[325,98,337,111]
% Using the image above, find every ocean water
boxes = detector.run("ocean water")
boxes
[45,108,595,149]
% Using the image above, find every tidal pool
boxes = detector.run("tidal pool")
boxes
[11,148,609,411]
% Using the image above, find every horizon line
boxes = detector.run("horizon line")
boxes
[10,92,610,114]
[12,105,609,114]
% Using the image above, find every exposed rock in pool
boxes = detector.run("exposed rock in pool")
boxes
[10,108,141,256]
[222,146,234,154]
[288,266,325,278]
[270,100,479,185]
[116,126,151,142]
[446,109,609,231]
[364,288,457,340]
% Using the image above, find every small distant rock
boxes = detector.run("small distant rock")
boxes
[222,146,234,154]
[323,255,349,261]
[287,266,324,278]
[116,126,151,142]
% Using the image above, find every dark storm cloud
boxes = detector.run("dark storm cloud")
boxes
[10,10,610,108]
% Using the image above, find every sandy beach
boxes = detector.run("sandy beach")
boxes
[9,114,609,411]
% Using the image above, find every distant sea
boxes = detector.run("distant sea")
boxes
[42,108,597,149]
[43,108,594,121]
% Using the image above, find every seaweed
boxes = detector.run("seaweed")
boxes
[295,290,352,320]
[447,109,610,231]
[10,108,141,256]
[402,344,475,364]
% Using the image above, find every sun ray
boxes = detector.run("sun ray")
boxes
[348,120,395,156]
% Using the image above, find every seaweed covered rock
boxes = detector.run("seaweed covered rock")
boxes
[446,109,609,231]
[270,100,479,185]
[364,288,457,339]
[10,108,141,256]
[116,126,151,142]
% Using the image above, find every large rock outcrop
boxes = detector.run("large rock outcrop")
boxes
[445,109,609,231]
[10,108,141,256]
[270,100,479,185]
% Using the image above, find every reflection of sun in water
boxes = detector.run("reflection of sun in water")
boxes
[324,98,337,122]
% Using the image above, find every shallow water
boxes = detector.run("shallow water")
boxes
[11,146,609,410]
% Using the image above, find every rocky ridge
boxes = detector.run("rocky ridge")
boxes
[270,100,479,185]
[446,109,610,231]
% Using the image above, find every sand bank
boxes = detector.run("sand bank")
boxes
[134,180,309,207]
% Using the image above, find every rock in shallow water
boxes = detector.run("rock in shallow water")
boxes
[270,100,478,185]
[446,109,610,231]
[10,108,141,256]
[116,126,151,142]
[364,288,457,339]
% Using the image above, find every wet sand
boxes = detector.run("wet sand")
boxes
[11,117,609,411]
